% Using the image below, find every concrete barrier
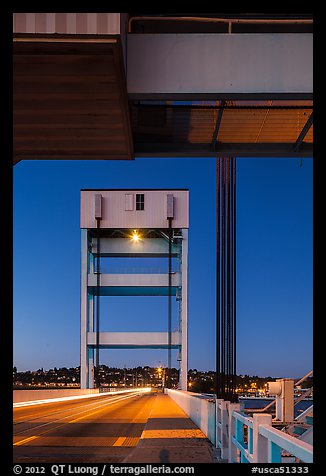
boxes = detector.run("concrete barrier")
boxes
[13,388,100,403]
[166,388,216,445]
[13,387,152,407]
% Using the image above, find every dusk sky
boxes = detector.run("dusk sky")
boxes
[13,157,313,378]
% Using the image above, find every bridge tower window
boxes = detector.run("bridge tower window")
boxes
[136,193,145,210]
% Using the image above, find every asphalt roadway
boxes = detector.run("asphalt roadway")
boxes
[13,390,158,463]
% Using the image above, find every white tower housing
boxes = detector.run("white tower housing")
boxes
[80,189,189,390]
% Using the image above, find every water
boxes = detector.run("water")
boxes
[240,398,313,419]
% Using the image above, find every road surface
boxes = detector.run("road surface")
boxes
[14,390,157,463]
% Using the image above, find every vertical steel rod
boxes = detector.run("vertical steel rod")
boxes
[216,157,237,402]
[232,158,237,397]
[221,159,225,398]
[227,159,231,399]
[167,218,172,388]
[216,159,221,397]
[95,220,101,388]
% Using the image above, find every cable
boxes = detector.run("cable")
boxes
[95,218,101,388]
[232,158,237,399]
[167,218,172,388]
[216,157,237,402]
[216,159,221,397]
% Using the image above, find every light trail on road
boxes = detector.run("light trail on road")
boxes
[13,390,157,463]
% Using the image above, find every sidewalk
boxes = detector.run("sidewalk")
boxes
[124,393,215,463]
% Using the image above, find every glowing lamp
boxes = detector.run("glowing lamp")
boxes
[132,230,140,242]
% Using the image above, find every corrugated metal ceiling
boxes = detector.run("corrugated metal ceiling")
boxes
[131,100,313,156]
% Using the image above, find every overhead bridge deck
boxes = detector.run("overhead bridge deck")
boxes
[13,14,312,162]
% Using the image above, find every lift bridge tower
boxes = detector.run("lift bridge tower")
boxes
[80,189,189,390]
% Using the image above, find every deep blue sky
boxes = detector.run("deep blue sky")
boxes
[13,157,313,378]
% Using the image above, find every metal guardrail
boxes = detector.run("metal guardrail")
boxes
[259,423,313,463]
[216,400,313,463]
[128,16,313,34]
[168,379,313,463]
[254,370,313,413]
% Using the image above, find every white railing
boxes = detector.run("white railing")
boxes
[259,423,313,463]
[166,389,313,463]
[294,404,313,423]
[166,389,216,445]
[218,402,314,463]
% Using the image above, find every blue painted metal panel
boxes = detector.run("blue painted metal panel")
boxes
[269,441,282,463]
[88,286,177,296]
[236,419,244,444]
[249,427,253,454]
[293,426,306,435]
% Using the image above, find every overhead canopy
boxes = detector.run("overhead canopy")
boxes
[13,34,134,164]
[127,31,313,157]
[13,31,313,162]
[130,100,313,157]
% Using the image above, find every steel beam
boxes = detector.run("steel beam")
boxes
[80,229,89,389]
[294,112,313,151]
[87,273,181,288]
[211,100,225,151]
[127,34,312,95]
[91,237,180,256]
[129,92,313,101]
[134,142,313,158]
[87,331,181,347]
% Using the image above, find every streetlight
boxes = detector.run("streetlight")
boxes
[131,230,140,242]
[157,366,165,389]
[157,367,162,381]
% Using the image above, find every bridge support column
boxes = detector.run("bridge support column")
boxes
[80,190,189,390]
[80,229,89,389]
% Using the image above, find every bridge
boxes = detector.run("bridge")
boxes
[13,389,215,463]
[13,379,313,464]
[12,12,313,465]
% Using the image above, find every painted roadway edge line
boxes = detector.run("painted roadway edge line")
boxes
[112,396,153,448]
[141,429,207,439]
[121,395,158,463]
[138,394,157,441]
[113,437,127,447]
[14,436,38,447]
[123,437,139,447]
[14,387,151,408]
[13,392,145,445]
